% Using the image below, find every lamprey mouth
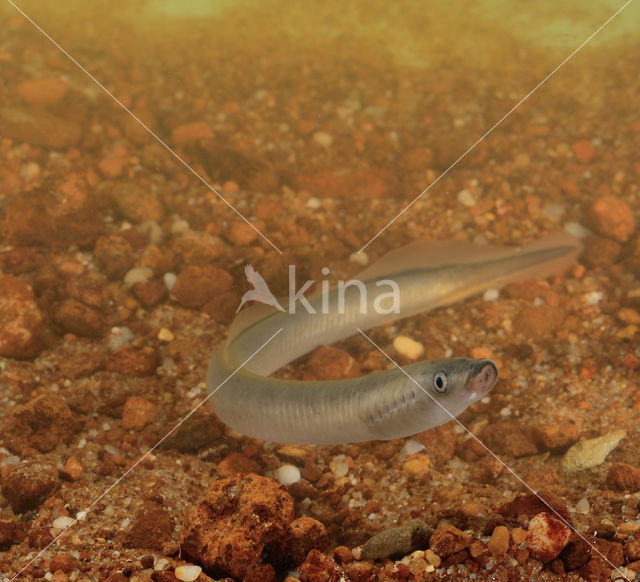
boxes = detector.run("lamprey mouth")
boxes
[467,360,498,398]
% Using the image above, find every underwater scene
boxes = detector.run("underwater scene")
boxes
[1,0,640,580]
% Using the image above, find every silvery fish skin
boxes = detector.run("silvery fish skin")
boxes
[207,235,581,444]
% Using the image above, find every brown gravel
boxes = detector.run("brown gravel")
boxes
[1,459,59,513]
[0,274,44,358]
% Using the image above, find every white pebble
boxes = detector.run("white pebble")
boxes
[402,440,426,455]
[174,565,202,582]
[52,516,75,530]
[564,221,591,238]
[575,497,590,514]
[124,266,154,287]
[457,189,477,207]
[306,197,321,209]
[76,511,87,522]
[274,464,301,486]
[164,272,177,291]
[483,288,499,302]
[333,462,349,478]
[312,131,333,148]
[157,328,175,342]
[393,335,424,360]
[585,291,603,305]
[154,558,170,571]
[349,251,369,267]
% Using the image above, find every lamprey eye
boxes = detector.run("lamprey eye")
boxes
[434,371,448,393]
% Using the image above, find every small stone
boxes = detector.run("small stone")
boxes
[487,526,509,556]
[124,266,154,287]
[480,421,539,457]
[127,504,173,551]
[54,299,105,338]
[588,195,635,243]
[121,396,158,430]
[626,538,640,561]
[17,78,69,107]
[216,452,260,478]
[171,232,224,266]
[171,121,214,145]
[173,565,202,582]
[227,220,259,246]
[560,430,626,474]
[0,274,44,358]
[298,550,341,582]
[106,347,157,376]
[133,279,167,308]
[0,459,59,513]
[52,516,75,530]
[511,527,528,545]
[333,546,353,563]
[94,234,135,279]
[582,235,622,268]
[1,391,76,454]
[280,517,328,566]
[571,140,595,164]
[361,519,433,560]
[402,454,432,480]
[534,422,580,452]
[49,554,79,574]
[306,345,360,380]
[61,456,83,481]
[112,182,163,224]
[393,335,425,360]
[180,474,294,579]
[0,106,81,149]
[457,189,477,207]
[0,515,16,550]
[157,328,175,342]
[527,512,571,562]
[172,265,234,309]
[606,462,640,492]
[429,525,471,557]
[274,464,301,486]
[312,131,333,148]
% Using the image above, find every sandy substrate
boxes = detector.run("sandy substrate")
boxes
[1,3,640,581]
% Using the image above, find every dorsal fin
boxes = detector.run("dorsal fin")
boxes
[356,231,582,281]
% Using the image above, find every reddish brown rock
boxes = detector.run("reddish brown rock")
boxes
[106,347,157,376]
[479,421,539,457]
[163,413,222,452]
[49,554,80,573]
[295,166,396,200]
[497,492,570,523]
[0,274,44,359]
[606,462,640,492]
[514,305,565,339]
[305,345,360,381]
[171,232,225,266]
[61,456,83,481]
[534,422,580,453]
[0,106,81,149]
[625,537,640,561]
[0,459,59,513]
[571,140,595,164]
[1,391,76,454]
[4,173,100,247]
[0,515,16,549]
[121,396,158,430]
[588,195,635,243]
[298,549,342,582]
[54,299,105,338]
[277,517,328,567]
[227,221,259,246]
[172,265,234,309]
[526,512,572,562]
[112,182,163,224]
[581,235,622,268]
[487,525,509,557]
[17,78,70,107]
[180,473,295,579]
[202,290,240,324]
[217,452,260,478]
[126,503,173,551]
[132,279,167,308]
[429,524,471,557]
[171,121,214,145]
[94,234,135,279]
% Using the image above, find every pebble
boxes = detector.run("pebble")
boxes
[560,429,626,474]
[487,526,509,556]
[172,265,234,309]
[0,274,44,359]
[171,121,214,144]
[306,197,321,209]
[173,565,202,582]
[124,266,154,287]
[483,288,499,301]
[180,473,294,579]
[401,440,426,455]
[0,106,81,149]
[164,272,178,291]
[217,452,260,478]
[526,512,571,562]
[457,189,477,207]
[278,516,328,565]
[274,464,302,486]
[402,454,432,479]
[227,220,259,246]
[361,519,433,560]
[588,195,635,243]
[17,78,69,107]
[306,345,360,380]
[0,459,59,513]
[349,251,369,267]
[1,391,76,454]
[94,234,135,279]
[393,335,424,360]
[54,300,105,338]
[106,347,157,377]
[574,497,590,514]
[157,328,175,342]
[429,525,471,557]
[571,139,595,164]
[312,131,333,148]
[606,462,640,492]
[52,516,75,530]
[112,182,163,224]
[62,456,83,481]
[121,397,158,430]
